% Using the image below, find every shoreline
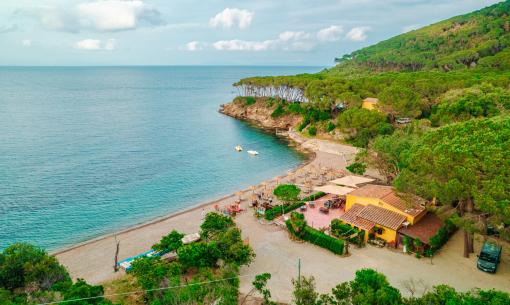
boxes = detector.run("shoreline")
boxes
[53,118,358,285]
[52,143,316,257]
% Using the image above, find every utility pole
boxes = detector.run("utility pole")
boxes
[298,258,301,285]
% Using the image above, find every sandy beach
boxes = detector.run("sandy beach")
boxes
[54,133,510,303]
[53,132,358,281]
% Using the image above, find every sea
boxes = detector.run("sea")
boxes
[0,66,322,251]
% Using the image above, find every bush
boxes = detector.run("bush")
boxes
[271,104,286,118]
[346,162,367,175]
[245,96,256,106]
[286,221,344,255]
[264,192,326,220]
[428,217,457,253]
[327,121,336,132]
[273,184,301,203]
[298,117,310,131]
[308,126,317,136]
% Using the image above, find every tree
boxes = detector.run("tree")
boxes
[242,273,275,305]
[273,184,301,204]
[200,212,235,240]
[395,117,510,255]
[337,108,393,148]
[63,279,113,305]
[0,243,71,292]
[152,230,184,254]
[177,242,220,269]
[292,276,319,305]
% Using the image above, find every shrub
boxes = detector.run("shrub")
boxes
[346,162,367,175]
[200,212,234,240]
[273,184,301,203]
[286,220,344,255]
[308,126,317,136]
[271,104,286,118]
[327,121,336,132]
[287,103,304,114]
[298,118,310,131]
[245,96,256,106]
[152,230,184,254]
[428,217,457,253]
[264,192,326,220]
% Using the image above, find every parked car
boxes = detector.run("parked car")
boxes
[477,241,502,273]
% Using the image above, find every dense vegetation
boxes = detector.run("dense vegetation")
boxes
[129,212,254,305]
[0,243,112,305]
[284,268,510,305]
[333,1,510,72]
[232,1,510,148]
[231,1,510,258]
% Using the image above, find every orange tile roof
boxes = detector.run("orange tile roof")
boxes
[348,184,425,217]
[356,205,406,231]
[338,204,375,231]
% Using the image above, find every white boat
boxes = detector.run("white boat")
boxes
[235,145,243,152]
[247,150,259,156]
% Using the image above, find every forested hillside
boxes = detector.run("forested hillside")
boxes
[333,0,510,72]
[225,0,510,253]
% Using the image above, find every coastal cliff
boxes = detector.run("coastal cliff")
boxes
[219,99,302,130]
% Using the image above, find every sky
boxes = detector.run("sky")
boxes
[0,0,501,66]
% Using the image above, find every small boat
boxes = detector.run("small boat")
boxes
[247,150,259,156]
[235,145,243,152]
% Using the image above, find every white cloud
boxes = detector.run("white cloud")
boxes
[213,30,315,52]
[209,8,254,29]
[213,39,274,51]
[345,26,371,42]
[22,39,32,47]
[74,39,117,51]
[317,25,344,42]
[183,41,204,51]
[18,1,162,32]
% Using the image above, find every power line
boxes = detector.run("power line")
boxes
[36,273,254,305]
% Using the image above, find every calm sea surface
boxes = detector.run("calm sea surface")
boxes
[0,66,321,251]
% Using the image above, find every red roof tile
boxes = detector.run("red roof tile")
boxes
[398,213,444,244]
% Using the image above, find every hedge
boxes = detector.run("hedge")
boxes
[428,217,457,253]
[264,192,326,220]
[286,220,344,255]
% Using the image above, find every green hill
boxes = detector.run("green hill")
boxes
[334,0,510,73]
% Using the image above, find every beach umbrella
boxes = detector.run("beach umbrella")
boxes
[235,191,242,201]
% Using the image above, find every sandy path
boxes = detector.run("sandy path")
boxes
[237,212,510,302]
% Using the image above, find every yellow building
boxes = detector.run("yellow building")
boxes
[362,97,379,111]
[339,184,426,244]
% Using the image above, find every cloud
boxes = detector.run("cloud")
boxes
[22,39,32,47]
[345,26,371,41]
[74,39,117,51]
[212,30,316,52]
[17,1,162,32]
[317,25,344,42]
[209,8,254,29]
[182,41,204,51]
[0,24,18,34]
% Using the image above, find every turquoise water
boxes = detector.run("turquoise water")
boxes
[0,66,321,251]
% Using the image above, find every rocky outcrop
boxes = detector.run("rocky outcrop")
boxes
[219,100,302,130]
